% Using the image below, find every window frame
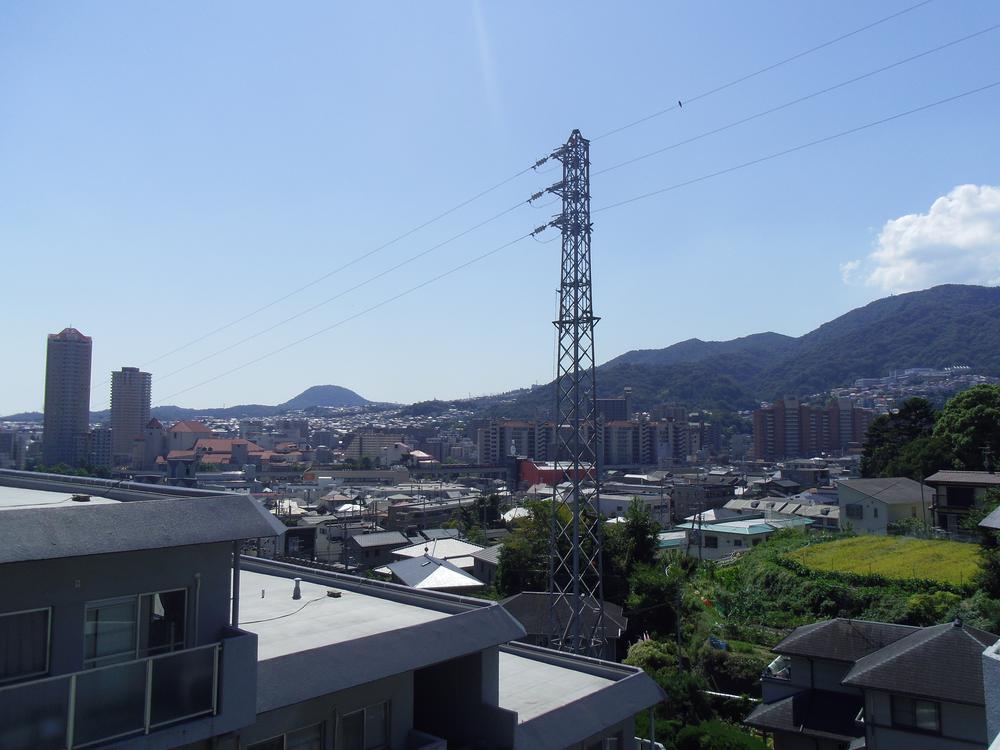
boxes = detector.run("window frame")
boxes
[340,701,390,750]
[247,721,324,750]
[83,587,189,669]
[0,606,52,685]
[891,694,941,734]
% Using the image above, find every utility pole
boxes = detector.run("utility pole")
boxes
[543,130,606,658]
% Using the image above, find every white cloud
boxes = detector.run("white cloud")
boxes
[843,184,1000,292]
[839,259,860,284]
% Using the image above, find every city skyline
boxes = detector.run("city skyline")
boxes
[2,1,999,414]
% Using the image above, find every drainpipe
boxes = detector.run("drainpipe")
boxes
[231,541,241,626]
[194,572,202,645]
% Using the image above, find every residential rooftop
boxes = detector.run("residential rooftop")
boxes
[676,517,812,535]
[238,569,450,660]
[926,470,1000,486]
[838,477,930,504]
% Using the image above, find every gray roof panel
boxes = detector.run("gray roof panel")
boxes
[843,621,998,705]
[0,494,284,564]
[774,619,918,662]
[838,478,929,504]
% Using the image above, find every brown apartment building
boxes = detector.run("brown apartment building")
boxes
[753,397,875,461]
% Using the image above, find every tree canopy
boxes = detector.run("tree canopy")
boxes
[933,384,1000,470]
[861,397,940,478]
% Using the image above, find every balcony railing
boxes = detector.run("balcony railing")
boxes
[0,642,219,750]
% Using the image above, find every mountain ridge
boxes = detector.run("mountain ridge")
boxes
[1,384,371,423]
[491,284,1000,418]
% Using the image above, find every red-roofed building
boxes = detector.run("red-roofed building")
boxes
[167,421,214,452]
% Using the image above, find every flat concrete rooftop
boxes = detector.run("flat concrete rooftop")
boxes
[0,484,120,510]
[498,650,614,722]
[238,570,449,660]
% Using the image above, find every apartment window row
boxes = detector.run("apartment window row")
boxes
[0,587,187,684]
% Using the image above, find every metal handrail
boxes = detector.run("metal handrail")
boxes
[0,641,220,749]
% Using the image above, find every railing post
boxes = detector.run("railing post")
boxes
[212,644,220,715]
[144,658,154,733]
[66,674,77,749]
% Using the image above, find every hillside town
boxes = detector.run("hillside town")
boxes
[5,2,1000,749]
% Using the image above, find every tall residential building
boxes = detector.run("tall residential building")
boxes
[753,397,876,461]
[42,328,92,467]
[110,366,152,464]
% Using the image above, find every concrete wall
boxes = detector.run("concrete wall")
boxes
[984,641,1000,744]
[811,659,857,695]
[865,689,987,749]
[0,542,233,676]
[236,671,414,750]
[413,650,514,749]
[838,485,889,534]
[694,529,768,560]
[838,485,924,534]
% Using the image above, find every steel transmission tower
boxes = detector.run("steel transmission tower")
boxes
[546,129,606,658]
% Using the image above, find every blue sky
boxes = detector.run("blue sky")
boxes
[2,1,999,414]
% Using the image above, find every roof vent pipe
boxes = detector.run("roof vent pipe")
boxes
[293,578,302,600]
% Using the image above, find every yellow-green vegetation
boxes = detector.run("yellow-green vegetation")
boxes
[786,535,980,586]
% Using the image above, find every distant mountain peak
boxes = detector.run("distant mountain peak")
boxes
[278,385,369,410]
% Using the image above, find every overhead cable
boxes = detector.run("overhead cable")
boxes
[592,0,937,141]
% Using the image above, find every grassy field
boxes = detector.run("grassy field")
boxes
[785,535,981,586]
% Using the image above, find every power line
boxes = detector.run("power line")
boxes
[594,22,1000,177]
[122,198,528,399]
[594,79,1000,215]
[592,0,937,141]
[89,161,541,394]
[90,2,934,401]
[152,79,998,406]
[153,232,533,406]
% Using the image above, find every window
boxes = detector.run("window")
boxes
[891,695,940,733]
[874,507,879,518]
[846,504,864,520]
[342,702,389,750]
[287,723,323,750]
[0,608,50,683]
[733,539,743,547]
[142,590,186,656]
[84,589,187,668]
[85,597,137,668]
[703,536,718,549]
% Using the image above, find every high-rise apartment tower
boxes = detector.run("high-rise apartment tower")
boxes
[42,328,93,467]
[110,366,152,464]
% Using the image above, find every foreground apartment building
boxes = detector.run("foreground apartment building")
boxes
[0,470,661,750]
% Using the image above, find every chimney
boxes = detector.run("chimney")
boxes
[292,577,302,600]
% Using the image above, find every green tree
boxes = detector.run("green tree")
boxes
[884,434,954,480]
[496,501,566,595]
[933,384,1000,470]
[675,720,768,750]
[861,398,938,478]
[627,563,683,638]
[903,591,963,626]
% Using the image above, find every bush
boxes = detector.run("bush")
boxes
[675,720,768,750]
